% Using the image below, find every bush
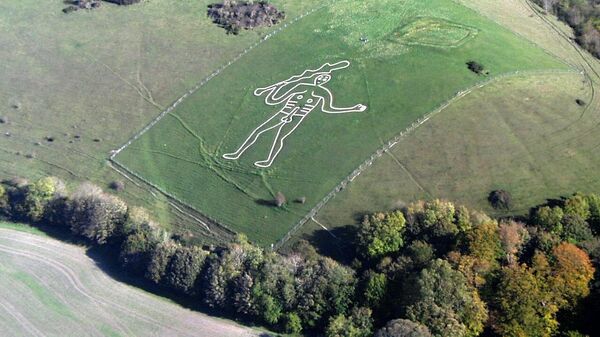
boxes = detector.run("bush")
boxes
[466,61,486,75]
[488,190,512,210]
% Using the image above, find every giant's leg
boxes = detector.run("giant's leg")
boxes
[254,115,307,168]
[222,111,286,160]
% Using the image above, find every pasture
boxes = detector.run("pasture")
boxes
[0,0,321,244]
[0,223,259,336]
[287,0,600,255]
[114,0,566,245]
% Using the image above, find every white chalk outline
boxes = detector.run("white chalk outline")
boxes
[222,60,367,167]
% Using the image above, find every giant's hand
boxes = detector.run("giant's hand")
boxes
[354,104,367,112]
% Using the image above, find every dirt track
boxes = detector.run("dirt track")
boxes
[0,227,261,337]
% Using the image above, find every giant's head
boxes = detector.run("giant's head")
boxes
[314,74,332,85]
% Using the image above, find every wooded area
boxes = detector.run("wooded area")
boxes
[1,176,598,336]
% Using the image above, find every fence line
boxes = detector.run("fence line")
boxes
[272,68,579,250]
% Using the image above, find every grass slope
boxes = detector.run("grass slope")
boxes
[0,0,321,244]
[289,0,600,255]
[115,0,566,245]
[0,223,259,337]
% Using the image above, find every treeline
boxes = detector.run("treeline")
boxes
[1,176,599,336]
[0,177,356,335]
[535,0,600,57]
[351,197,599,337]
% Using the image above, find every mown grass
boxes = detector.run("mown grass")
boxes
[0,0,321,244]
[116,0,567,245]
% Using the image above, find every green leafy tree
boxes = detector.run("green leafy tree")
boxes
[584,193,600,234]
[564,194,591,220]
[363,271,387,307]
[145,241,178,284]
[405,200,465,253]
[358,211,406,259]
[561,214,594,244]
[0,184,9,215]
[491,264,558,337]
[405,259,488,337]
[534,206,564,234]
[285,312,302,334]
[24,177,64,222]
[375,319,432,337]
[295,257,356,328]
[326,307,373,337]
[164,246,208,295]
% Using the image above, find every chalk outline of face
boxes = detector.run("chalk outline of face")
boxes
[314,74,332,85]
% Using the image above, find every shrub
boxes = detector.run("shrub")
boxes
[207,1,285,34]
[466,61,486,75]
[488,190,512,210]
[109,180,125,192]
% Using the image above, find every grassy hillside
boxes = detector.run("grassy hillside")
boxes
[115,0,566,245]
[0,0,320,244]
[287,0,600,254]
[0,223,259,336]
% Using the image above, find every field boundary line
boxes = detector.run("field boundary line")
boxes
[273,68,580,250]
[109,5,328,160]
[109,158,237,237]
[106,5,333,241]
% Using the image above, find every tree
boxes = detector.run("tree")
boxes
[462,220,502,273]
[119,227,159,276]
[9,177,64,222]
[357,211,406,259]
[362,271,387,307]
[68,183,127,244]
[534,206,564,234]
[285,312,302,334]
[326,307,373,337]
[405,259,488,337]
[145,241,178,284]
[491,264,558,337]
[551,243,594,309]
[564,194,591,220]
[561,214,594,244]
[499,221,529,265]
[405,200,464,253]
[488,190,512,210]
[584,193,600,234]
[164,246,208,295]
[375,319,432,337]
[295,257,356,328]
[0,183,9,215]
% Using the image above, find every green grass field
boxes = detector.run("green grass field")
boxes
[283,0,600,255]
[0,0,321,244]
[115,0,567,245]
[0,223,260,336]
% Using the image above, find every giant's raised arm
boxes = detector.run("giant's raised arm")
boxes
[319,88,367,114]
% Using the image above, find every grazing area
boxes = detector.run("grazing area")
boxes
[0,0,321,244]
[0,223,258,337]
[114,0,566,246]
[285,0,600,255]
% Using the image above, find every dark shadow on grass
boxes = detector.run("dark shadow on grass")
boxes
[255,199,276,207]
[304,224,359,265]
